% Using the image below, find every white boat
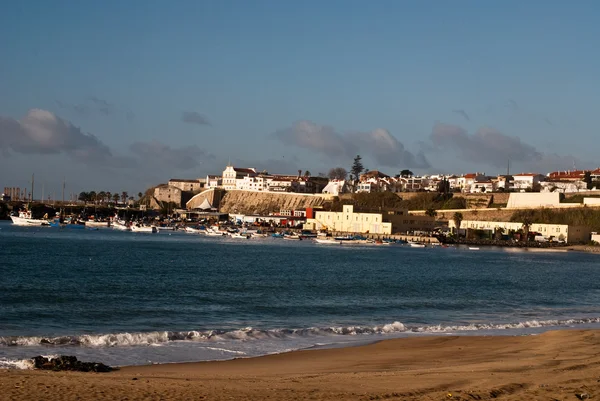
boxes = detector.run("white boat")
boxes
[468,247,480,250]
[283,234,302,240]
[10,210,50,226]
[314,238,341,245]
[85,220,110,228]
[112,221,131,231]
[206,229,225,236]
[131,224,157,233]
[409,243,426,248]
[230,232,251,239]
[157,226,176,231]
[184,227,203,234]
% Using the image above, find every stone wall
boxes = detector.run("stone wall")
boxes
[218,190,326,215]
[186,188,225,209]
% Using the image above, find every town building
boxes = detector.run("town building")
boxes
[222,165,257,190]
[206,175,222,189]
[168,178,205,193]
[512,173,545,191]
[322,180,348,196]
[304,205,435,235]
[448,219,591,243]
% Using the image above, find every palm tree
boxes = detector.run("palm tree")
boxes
[106,192,112,205]
[78,191,89,204]
[112,193,120,204]
[89,191,97,205]
[98,191,106,204]
[452,212,463,235]
[522,217,532,242]
[121,191,128,204]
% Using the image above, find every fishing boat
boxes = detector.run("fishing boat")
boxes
[131,224,157,233]
[206,228,225,236]
[112,220,131,231]
[314,238,341,245]
[10,210,50,226]
[230,232,251,239]
[283,234,302,240]
[85,220,110,228]
[184,226,203,234]
[409,242,426,248]
[468,247,480,251]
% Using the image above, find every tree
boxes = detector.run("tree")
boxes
[78,192,89,204]
[400,169,414,178]
[89,191,97,204]
[437,178,450,194]
[106,192,112,204]
[328,167,348,180]
[113,193,120,204]
[350,155,364,181]
[304,171,311,177]
[522,217,532,242]
[121,191,128,204]
[452,212,463,235]
[425,208,437,218]
[98,191,106,204]
[584,171,593,190]
[138,192,143,199]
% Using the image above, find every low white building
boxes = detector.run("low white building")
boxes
[322,180,348,196]
[512,173,545,190]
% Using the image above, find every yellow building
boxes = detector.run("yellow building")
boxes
[448,219,591,243]
[304,205,435,235]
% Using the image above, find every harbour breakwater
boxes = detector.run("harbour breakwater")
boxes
[218,190,326,215]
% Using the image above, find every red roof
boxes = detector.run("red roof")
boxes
[548,170,586,180]
[513,173,541,177]
[233,168,256,174]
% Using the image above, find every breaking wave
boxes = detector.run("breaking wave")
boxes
[2,317,599,348]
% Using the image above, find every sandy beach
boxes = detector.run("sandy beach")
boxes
[3,329,600,400]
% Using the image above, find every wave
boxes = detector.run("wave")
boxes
[2,317,600,348]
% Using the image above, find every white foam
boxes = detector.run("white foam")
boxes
[0,358,34,370]
[2,317,600,349]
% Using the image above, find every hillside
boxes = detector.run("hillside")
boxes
[218,190,326,215]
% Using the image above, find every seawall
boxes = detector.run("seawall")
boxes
[218,190,326,215]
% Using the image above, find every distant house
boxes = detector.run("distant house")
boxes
[547,170,586,182]
[512,173,545,191]
[322,180,348,196]
[206,175,222,189]
[168,178,204,193]
[222,165,257,190]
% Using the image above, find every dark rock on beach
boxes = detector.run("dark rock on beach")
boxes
[32,355,113,372]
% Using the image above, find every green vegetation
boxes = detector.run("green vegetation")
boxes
[325,192,468,212]
[561,194,600,203]
[350,155,364,181]
[511,207,600,231]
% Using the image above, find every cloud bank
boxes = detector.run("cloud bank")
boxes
[273,120,430,169]
[429,122,591,172]
[0,109,212,171]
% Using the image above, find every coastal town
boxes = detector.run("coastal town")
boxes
[3,159,600,248]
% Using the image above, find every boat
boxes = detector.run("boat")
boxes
[10,210,50,226]
[468,247,480,250]
[230,232,251,239]
[112,220,131,231]
[131,224,157,233]
[283,234,302,240]
[49,217,85,229]
[157,226,176,231]
[85,220,110,228]
[314,238,341,245]
[271,233,284,238]
[409,243,426,248]
[206,228,225,236]
[184,226,203,234]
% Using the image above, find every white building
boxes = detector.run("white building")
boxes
[322,180,349,196]
[512,173,545,191]
[222,165,257,190]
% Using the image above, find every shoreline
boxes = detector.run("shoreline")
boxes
[3,329,600,400]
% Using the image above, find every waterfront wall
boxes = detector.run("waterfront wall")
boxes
[218,190,326,215]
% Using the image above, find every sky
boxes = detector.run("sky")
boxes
[1,0,599,198]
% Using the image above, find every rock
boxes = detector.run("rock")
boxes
[32,355,112,372]
[576,393,590,400]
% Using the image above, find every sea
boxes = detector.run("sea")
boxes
[1,220,600,369]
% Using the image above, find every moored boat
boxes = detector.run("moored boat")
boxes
[314,238,341,245]
[131,224,157,233]
[10,210,50,226]
[85,220,110,228]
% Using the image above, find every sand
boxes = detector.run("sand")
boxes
[2,329,600,400]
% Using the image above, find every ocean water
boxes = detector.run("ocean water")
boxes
[1,220,600,368]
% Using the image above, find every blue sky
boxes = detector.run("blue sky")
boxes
[1,0,598,197]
